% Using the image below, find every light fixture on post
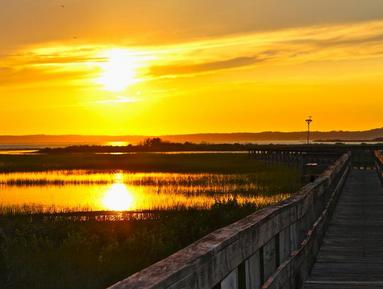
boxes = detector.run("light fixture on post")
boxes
[305,116,313,145]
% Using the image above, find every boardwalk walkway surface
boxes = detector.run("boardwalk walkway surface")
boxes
[304,168,383,289]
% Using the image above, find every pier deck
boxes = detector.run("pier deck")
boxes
[304,169,383,289]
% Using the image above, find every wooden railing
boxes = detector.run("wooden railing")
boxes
[108,153,351,289]
[375,150,383,182]
[248,149,342,165]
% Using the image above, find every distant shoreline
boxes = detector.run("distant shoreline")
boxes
[0,127,382,147]
[1,140,383,153]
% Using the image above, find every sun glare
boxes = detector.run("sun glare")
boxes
[97,49,140,92]
[102,183,134,211]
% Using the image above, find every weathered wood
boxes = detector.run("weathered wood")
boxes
[304,280,383,289]
[262,239,277,281]
[279,227,291,265]
[303,157,383,289]
[262,154,350,289]
[108,153,351,289]
[245,252,261,289]
[222,269,238,289]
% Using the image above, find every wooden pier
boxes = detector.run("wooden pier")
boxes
[108,149,383,289]
[304,156,383,289]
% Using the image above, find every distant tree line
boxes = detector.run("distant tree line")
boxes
[38,138,383,154]
[39,138,255,153]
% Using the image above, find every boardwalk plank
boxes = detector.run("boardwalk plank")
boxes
[303,169,383,289]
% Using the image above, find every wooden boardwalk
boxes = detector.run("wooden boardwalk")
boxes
[304,168,383,289]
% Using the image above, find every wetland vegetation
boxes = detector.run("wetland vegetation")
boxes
[0,151,303,289]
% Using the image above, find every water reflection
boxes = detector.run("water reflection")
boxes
[0,150,38,155]
[102,183,134,211]
[0,170,291,213]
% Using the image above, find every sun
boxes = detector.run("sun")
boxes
[97,49,140,92]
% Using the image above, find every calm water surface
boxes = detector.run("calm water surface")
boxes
[0,170,288,212]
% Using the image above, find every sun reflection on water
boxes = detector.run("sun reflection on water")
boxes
[102,183,134,211]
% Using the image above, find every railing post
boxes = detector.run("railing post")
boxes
[245,251,262,289]
[262,238,276,281]
[279,227,291,264]
[289,222,298,253]
[221,269,238,289]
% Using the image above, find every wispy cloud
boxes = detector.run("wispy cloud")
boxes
[150,56,262,76]
[145,20,383,78]
[2,20,383,87]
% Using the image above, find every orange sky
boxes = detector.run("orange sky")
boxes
[1,0,383,135]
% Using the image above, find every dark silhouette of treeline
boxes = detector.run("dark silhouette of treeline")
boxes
[38,138,383,154]
[39,138,257,153]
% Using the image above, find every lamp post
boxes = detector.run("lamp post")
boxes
[305,116,313,145]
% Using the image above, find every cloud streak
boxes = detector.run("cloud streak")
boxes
[2,20,383,86]
[150,56,262,76]
[144,20,383,78]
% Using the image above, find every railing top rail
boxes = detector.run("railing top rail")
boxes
[109,152,351,289]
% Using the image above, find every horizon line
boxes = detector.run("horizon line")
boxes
[0,127,383,138]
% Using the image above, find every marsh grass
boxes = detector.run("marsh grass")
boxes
[0,204,93,216]
[0,200,265,289]
[0,171,300,194]
[0,157,301,212]
[0,192,289,219]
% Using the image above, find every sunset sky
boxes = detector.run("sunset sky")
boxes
[1,0,383,135]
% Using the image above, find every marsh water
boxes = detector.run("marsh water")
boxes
[0,170,291,212]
